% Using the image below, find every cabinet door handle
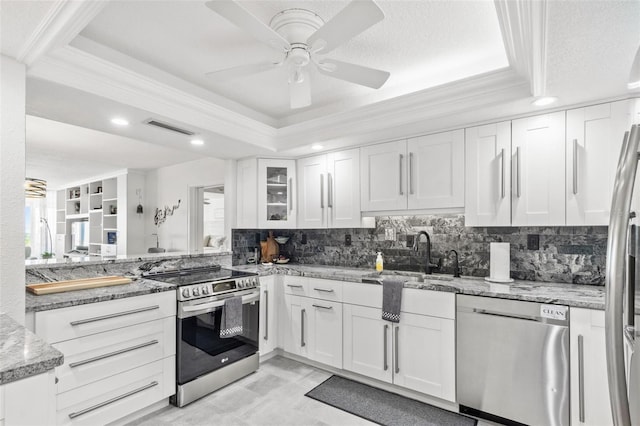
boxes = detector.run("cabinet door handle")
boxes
[68,381,158,419]
[328,173,333,208]
[394,326,400,374]
[320,173,324,209]
[289,177,293,213]
[312,304,332,310]
[578,334,585,422]
[69,340,158,368]
[399,154,404,195]
[264,290,269,341]
[313,287,334,293]
[301,309,306,347]
[70,305,159,326]
[500,148,506,199]
[573,139,579,195]
[409,152,414,195]
[383,324,389,371]
[516,146,521,198]
[287,284,303,288]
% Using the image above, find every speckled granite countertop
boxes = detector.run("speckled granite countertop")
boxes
[0,314,63,385]
[231,264,623,312]
[25,278,176,312]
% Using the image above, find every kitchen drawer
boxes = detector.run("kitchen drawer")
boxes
[401,289,455,319]
[56,357,174,426]
[283,276,308,296]
[0,384,4,422]
[343,282,382,308]
[54,317,175,393]
[36,291,176,344]
[306,278,343,302]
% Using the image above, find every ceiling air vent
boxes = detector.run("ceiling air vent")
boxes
[144,119,195,136]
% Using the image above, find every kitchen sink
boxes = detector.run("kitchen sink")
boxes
[361,270,454,284]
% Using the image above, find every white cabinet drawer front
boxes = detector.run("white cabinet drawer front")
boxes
[56,357,174,426]
[54,317,175,393]
[306,278,343,302]
[342,282,382,308]
[401,289,455,319]
[36,291,176,343]
[283,276,308,296]
[0,384,4,421]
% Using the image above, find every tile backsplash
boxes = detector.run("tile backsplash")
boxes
[232,214,608,285]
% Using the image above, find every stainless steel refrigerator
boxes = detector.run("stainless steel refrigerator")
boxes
[606,123,640,426]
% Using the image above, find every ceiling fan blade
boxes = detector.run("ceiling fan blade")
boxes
[205,1,290,52]
[205,62,281,81]
[289,70,311,109]
[307,0,384,54]
[316,59,389,89]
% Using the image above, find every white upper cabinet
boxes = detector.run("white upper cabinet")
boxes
[297,155,327,228]
[407,130,464,210]
[361,130,464,212]
[360,140,407,211]
[236,158,258,229]
[464,122,511,226]
[566,100,632,226]
[297,148,363,228]
[257,159,297,229]
[512,111,566,226]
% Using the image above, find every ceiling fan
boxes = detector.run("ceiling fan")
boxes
[204,0,390,109]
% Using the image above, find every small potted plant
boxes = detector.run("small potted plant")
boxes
[41,252,54,259]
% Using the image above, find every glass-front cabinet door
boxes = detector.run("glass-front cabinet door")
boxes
[257,159,296,228]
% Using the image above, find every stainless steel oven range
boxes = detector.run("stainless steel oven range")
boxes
[144,266,260,407]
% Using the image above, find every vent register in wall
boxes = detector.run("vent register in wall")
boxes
[144,119,195,136]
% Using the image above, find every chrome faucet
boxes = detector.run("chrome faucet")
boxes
[413,231,439,274]
[449,249,461,278]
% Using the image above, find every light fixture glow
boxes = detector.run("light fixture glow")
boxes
[311,144,323,150]
[531,96,558,107]
[110,117,129,126]
[191,139,204,146]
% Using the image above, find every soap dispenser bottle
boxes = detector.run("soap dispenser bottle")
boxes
[375,252,384,272]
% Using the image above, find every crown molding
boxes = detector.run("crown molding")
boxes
[17,0,108,66]
[494,0,548,97]
[28,46,279,150]
[274,68,530,150]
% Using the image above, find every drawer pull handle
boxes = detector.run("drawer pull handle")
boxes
[264,290,269,341]
[313,288,334,293]
[68,381,158,419]
[383,324,389,371]
[69,340,159,368]
[287,284,303,289]
[578,334,585,422]
[70,305,160,326]
[312,304,333,310]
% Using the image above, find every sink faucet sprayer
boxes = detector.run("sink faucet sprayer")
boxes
[449,250,461,278]
[413,231,440,274]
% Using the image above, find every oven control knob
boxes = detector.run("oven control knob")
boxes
[182,288,190,299]
[252,278,258,287]
[202,286,209,295]
[238,280,245,288]
[192,287,200,297]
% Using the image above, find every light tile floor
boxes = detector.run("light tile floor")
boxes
[126,356,494,426]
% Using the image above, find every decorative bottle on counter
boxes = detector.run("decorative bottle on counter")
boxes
[376,252,384,272]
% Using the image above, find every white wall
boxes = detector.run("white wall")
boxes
[145,157,225,252]
[0,55,26,323]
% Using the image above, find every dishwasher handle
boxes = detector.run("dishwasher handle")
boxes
[471,307,568,326]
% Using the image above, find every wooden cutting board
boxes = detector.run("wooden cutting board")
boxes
[27,276,132,295]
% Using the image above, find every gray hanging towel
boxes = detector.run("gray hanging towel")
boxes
[382,278,404,323]
[220,295,243,338]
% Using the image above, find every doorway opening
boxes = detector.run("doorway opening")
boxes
[188,185,227,254]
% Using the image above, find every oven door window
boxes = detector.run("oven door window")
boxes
[177,300,259,385]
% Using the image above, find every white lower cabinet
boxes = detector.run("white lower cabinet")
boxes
[0,370,57,426]
[259,276,278,357]
[570,307,612,426]
[35,291,176,425]
[342,288,456,402]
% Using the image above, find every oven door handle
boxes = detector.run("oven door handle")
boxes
[182,292,260,313]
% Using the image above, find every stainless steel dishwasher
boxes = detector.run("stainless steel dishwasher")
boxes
[457,295,570,426]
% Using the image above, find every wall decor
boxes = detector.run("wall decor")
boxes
[154,199,181,226]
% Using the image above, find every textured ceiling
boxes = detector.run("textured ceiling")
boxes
[79,0,509,121]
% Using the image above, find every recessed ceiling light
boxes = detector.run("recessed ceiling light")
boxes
[191,139,204,146]
[111,117,129,126]
[311,144,323,150]
[531,96,558,107]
